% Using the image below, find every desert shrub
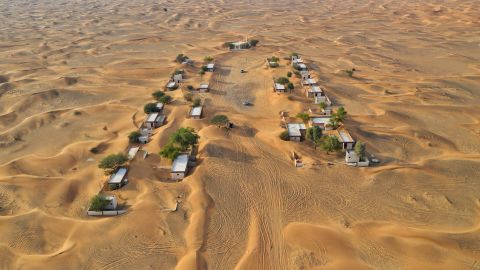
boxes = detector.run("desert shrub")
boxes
[89,195,110,211]
[192,98,202,107]
[286,71,292,78]
[320,135,341,154]
[210,115,229,128]
[187,85,194,91]
[276,77,289,85]
[98,153,128,175]
[176,54,189,63]
[204,56,214,62]
[128,131,141,143]
[73,111,82,116]
[159,95,172,104]
[279,130,290,141]
[249,39,259,47]
[159,143,181,161]
[90,147,99,154]
[355,141,366,158]
[287,82,294,91]
[144,103,159,113]
[345,68,355,77]
[184,92,193,101]
[293,70,301,78]
[296,112,310,122]
[152,91,165,101]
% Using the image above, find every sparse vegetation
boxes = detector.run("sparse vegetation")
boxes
[184,92,194,102]
[200,65,208,72]
[192,98,202,107]
[98,153,128,175]
[152,91,165,101]
[172,69,184,76]
[204,56,214,62]
[144,103,159,114]
[74,111,82,116]
[210,115,230,128]
[355,141,366,159]
[128,131,141,143]
[296,112,310,122]
[90,147,100,154]
[249,39,259,47]
[290,52,299,57]
[187,85,194,91]
[319,101,327,111]
[329,107,347,128]
[320,135,341,154]
[89,195,110,211]
[306,126,323,149]
[286,71,292,78]
[293,70,301,78]
[276,77,290,85]
[159,143,181,161]
[345,68,355,77]
[160,127,199,160]
[279,130,290,141]
[287,82,294,91]
[158,95,172,104]
[176,54,189,63]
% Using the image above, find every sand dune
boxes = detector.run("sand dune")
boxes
[0,0,479,269]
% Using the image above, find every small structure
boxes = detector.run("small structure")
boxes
[274,83,286,93]
[173,73,183,83]
[300,70,310,80]
[315,94,332,106]
[108,167,128,189]
[302,78,317,86]
[190,106,203,119]
[145,113,166,129]
[287,123,307,141]
[206,63,215,72]
[156,102,164,112]
[230,41,250,50]
[166,81,178,90]
[103,195,118,210]
[346,150,370,167]
[139,128,152,144]
[309,116,332,130]
[292,151,303,167]
[171,154,189,180]
[306,85,324,98]
[198,83,209,92]
[328,127,355,150]
[297,63,308,71]
[291,56,303,65]
[127,146,140,160]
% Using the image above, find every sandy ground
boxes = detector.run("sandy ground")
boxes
[1,0,480,269]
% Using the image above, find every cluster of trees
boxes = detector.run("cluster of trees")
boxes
[98,153,128,175]
[328,107,347,129]
[152,91,172,105]
[159,127,199,160]
[276,77,294,91]
[210,114,230,128]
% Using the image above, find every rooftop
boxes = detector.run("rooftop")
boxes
[199,84,209,89]
[275,83,285,90]
[304,78,317,85]
[146,112,160,122]
[190,106,203,117]
[293,58,304,64]
[287,123,306,137]
[172,154,189,172]
[207,63,214,69]
[310,117,331,125]
[167,81,177,88]
[309,85,323,93]
[108,168,128,184]
[156,103,164,110]
[298,63,307,70]
[128,146,140,159]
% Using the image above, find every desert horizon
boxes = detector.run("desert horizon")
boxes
[1,0,480,269]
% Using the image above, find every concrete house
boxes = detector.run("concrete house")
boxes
[206,63,215,72]
[166,81,178,90]
[173,73,183,83]
[145,113,166,129]
[198,83,209,92]
[300,70,310,81]
[108,167,128,189]
[103,196,118,210]
[306,85,324,98]
[127,146,140,160]
[297,63,308,71]
[346,150,370,167]
[309,116,332,130]
[287,123,307,141]
[190,106,203,119]
[156,102,164,112]
[274,83,286,93]
[327,127,355,150]
[171,154,189,181]
[291,56,303,65]
[302,78,317,87]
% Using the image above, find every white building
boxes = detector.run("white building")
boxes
[206,63,215,72]
[103,196,118,210]
[309,117,332,130]
[108,168,128,189]
[198,83,209,92]
[172,73,183,83]
[287,123,306,141]
[190,106,203,119]
[166,81,178,90]
[274,83,286,93]
[302,78,317,86]
[306,85,324,98]
[171,154,189,180]
[145,113,166,129]
[297,63,308,71]
[300,70,310,80]
[156,102,164,112]
[346,150,370,167]
[127,146,140,160]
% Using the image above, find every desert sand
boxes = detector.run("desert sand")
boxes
[1,0,480,269]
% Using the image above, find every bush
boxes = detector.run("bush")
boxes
[268,56,279,62]
[320,135,341,154]
[89,195,110,211]
[74,111,82,116]
[184,92,193,102]
[210,115,230,128]
[200,65,208,72]
[293,70,301,78]
[169,127,200,151]
[279,130,290,141]
[292,63,301,71]
[192,98,202,107]
[187,85,194,91]
[90,147,99,154]
[199,70,206,76]
[276,77,290,85]
[159,143,181,161]
[98,153,128,175]
[345,68,355,77]
[249,39,259,47]
[144,103,159,114]
[176,54,189,63]
[172,69,184,75]
[296,112,310,122]
[286,71,292,78]
[159,95,172,104]
[128,131,141,143]
[204,56,214,62]
[355,141,366,158]
[152,91,165,101]
[287,82,294,91]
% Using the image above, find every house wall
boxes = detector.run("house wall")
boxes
[289,136,301,142]
[171,172,185,181]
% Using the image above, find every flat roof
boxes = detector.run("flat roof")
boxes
[293,58,304,64]
[305,78,316,84]
[172,154,189,172]
[128,146,140,159]
[287,123,306,137]
[311,117,331,125]
[190,106,203,116]
[157,114,166,123]
[207,63,214,69]
[338,128,354,143]
[146,112,159,122]
[199,84,209,89]
[108,168,127,184]
[298,63,307,69]
[167,81,177,88]
[309,85,323,93]
[156,103,164,110]
[275,83,285,90]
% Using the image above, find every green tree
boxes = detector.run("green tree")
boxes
[276,77,290,85]
[159,95,172,104]
[152,91,165,101]
[287,82,294,91]
[320,136,341,154]
[279,130,290,141]
[296,112,310,122]
[159,143,181,161]
[98,153,128,175]
[204,56,214,62]
[249,39,259,47]
[290,52,299,57]
[200,65,208,72]
[335,107,347,122]
[192,98,202,107]
[354,141,366,159]
[286,71,292,78]
[268,56,279,62]
[89,195,110,211]
[144,103,159,113]
[319,101,327,111]
[170,127,199,151]
[210,115,230,128]
[128,131,141,143]
[306,126,323,149]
